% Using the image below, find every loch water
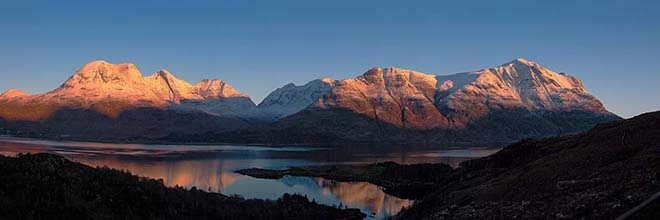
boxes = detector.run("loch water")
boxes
[0,137,500,219]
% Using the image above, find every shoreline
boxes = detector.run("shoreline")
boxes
[236,162,453,200]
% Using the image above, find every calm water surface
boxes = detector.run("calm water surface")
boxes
[0,137,501,219]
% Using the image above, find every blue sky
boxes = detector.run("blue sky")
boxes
[0,0,658,118]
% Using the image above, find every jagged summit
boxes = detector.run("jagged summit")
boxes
[153,69,175,78]
[258,77,336,119]
[195,79,249,99]
[504,57,536,66]
[0,60,254,120]
[318,77,334,84]
[310,59,614,129]
[0,58,621,143]
[255,59,615,128]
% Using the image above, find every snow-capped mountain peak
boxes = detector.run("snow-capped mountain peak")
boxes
[309,59,612,129]
[258,77,336,119]
[0,60,256,121]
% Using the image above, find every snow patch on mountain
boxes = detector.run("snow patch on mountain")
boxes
[258,78,336,120]
[308,58,613,129]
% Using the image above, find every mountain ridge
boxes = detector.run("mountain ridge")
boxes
[0,58,622,143]
[0,60,254,121]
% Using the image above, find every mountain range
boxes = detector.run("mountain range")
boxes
[0,58,621,143]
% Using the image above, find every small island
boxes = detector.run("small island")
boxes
[236,162,453,200]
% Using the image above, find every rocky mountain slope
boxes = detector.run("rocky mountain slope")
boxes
[0,58,621,143]
[199,58,620,144]
[0,60,256,120]
[0,60,261,140]
[257,78,335,120]
[313,58,612,129]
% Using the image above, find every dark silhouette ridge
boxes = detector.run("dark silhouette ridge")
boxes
[0,153,365,220]
[393,110,660,219]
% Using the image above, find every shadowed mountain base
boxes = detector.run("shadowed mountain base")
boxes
[175,108,620,145]
[0,107,262,142]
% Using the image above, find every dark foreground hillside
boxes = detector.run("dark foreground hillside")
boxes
[396,110,660,220]
[0,153,365,220]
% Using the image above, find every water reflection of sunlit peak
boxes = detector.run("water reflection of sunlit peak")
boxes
[219,172,244,191]
[1,137,493,219]
[316,178,412,216]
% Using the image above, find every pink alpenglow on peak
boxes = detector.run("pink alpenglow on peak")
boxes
[0,60,254,121]
[195,79,250,99]
[311,58,613,129]
[0,89,31,99]
[0,58,621,144]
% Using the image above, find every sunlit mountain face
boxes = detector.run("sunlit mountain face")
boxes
[0,60,253,121]
[0,58,620,144]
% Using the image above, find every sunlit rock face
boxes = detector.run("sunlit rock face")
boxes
[316,67,450,129]
[310,58,615,129]
[230,58,620,144]
[0,60,256,121]
[0,60,261,140]
[434,58,611,128]
[0,58,620,143]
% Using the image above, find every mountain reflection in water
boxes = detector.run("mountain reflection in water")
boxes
[0,137,500,219]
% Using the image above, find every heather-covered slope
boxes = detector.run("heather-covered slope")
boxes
[395,110,660,219]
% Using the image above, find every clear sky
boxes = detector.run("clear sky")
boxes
[0,0,658,118]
